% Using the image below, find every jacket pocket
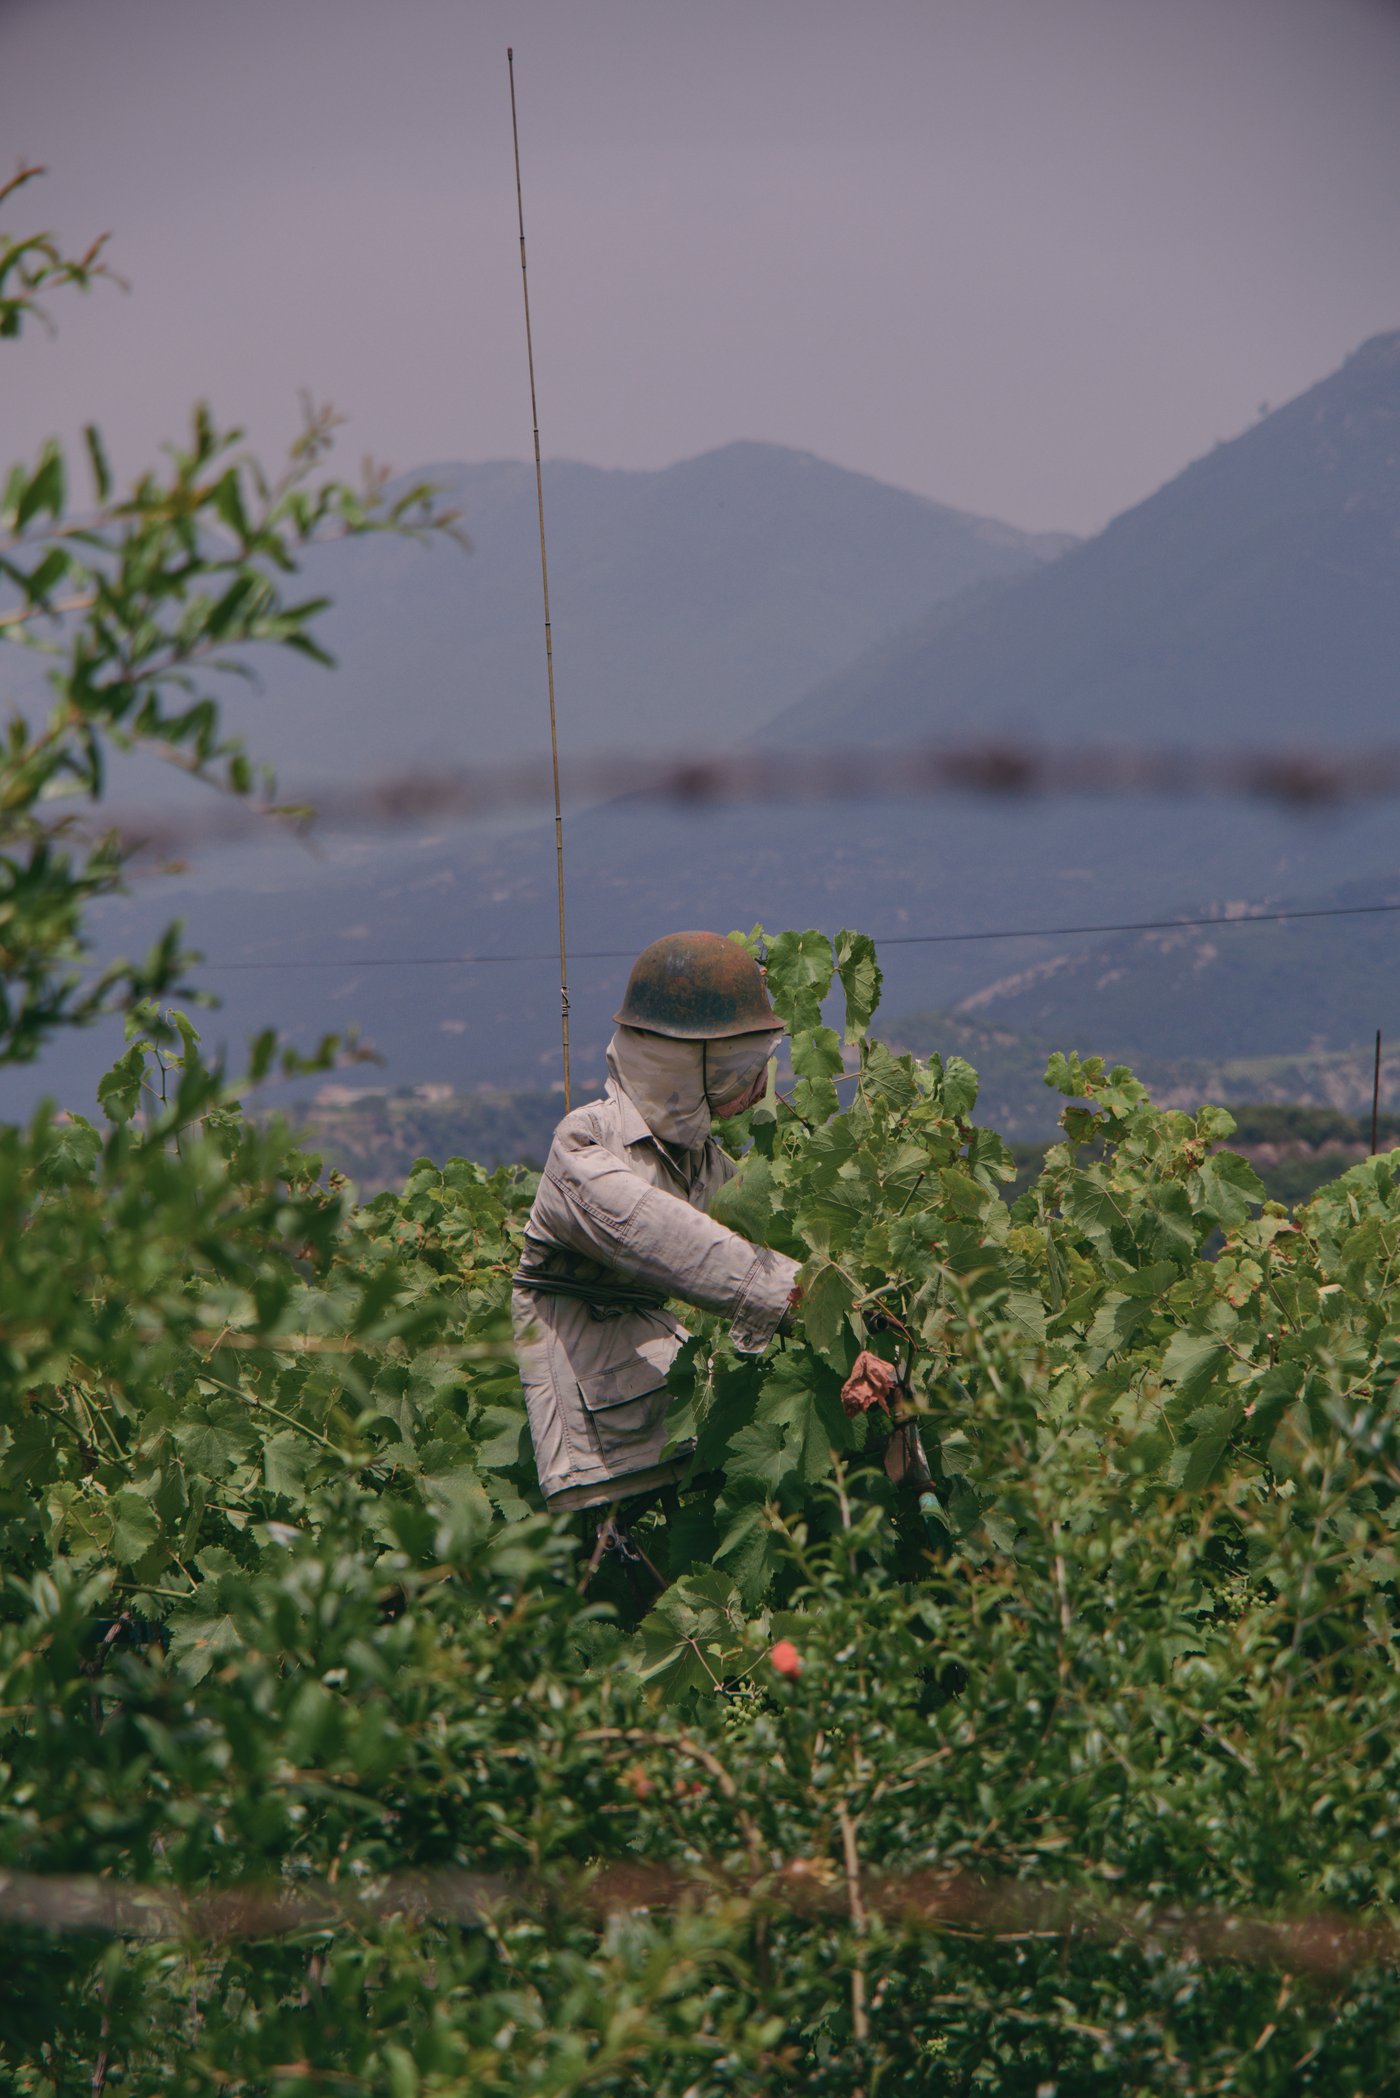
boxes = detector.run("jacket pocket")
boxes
[577,1356,668,1412]
[575,1352,672,1472]
[552,1312,682,1476]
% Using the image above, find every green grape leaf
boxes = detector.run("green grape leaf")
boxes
[1063,1171,1129,1252]
[1174,1401,1242,1491]
[636,1568,744,1689]
[96,1044,147,1125]
[110,1488,159,1566]
[724,1416,791,1494]
[169,1603,243,1686]
[175,1399,258,1479]
[262,1429,316,1501]
[1145,1184,1202,1265]
[791,1026,845,1081]
[712,1493,784,1607]
[939,1055,980,1121]
[835,929,882,1040]
[471,1404,529,1472]
[710,1155,777,1243]
[1001,1289,1047,1344]
[860,1043,919,1111]
[36,1114,102,1186]
[763,929,834,1033]
[1160,1328,1229,1411]
[1045,1050,1104,1099]
[1189,1150,1266,1229]
[800,1261,855,1356]
[790,1074,840,1126]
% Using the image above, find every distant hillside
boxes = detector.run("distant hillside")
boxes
[1000,1105,1400,1212]
[292,1068,1400,1213]
[894,977,1400,1149]
[290,1081,571,1194]
[213,442,1070,790]
[25,341,1400,1119]
[769,331,1400,748]
[945,875,1400,1064]
[42,779,1400,1121]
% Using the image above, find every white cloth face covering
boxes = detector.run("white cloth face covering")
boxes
[606,1027,775,1149]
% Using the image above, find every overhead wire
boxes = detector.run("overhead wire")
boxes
[197,894,1400,974]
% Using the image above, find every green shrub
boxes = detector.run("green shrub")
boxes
[4,171,1400,2096]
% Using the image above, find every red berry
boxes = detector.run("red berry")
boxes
[769,1639,802,1680]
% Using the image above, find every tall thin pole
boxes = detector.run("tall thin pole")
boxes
[1372,1029,1382,1155]
[508,47,571,1108]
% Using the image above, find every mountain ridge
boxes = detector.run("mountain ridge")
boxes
[767,328,1400,749]
[218,439,1072,791]
[24,338,1400,1119]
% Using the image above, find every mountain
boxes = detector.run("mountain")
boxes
[204,442,1072,790]
[887,869,1400,1142]
[40,787,1400,1125]
[14,443,1070,1111]
[767,331,1400,748]
[945,876,1400,1065]
[24,341,1400,1124]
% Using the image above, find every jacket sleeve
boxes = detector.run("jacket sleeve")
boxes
[532,1127,798,1354]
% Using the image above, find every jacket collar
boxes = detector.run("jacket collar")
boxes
[610,1078,654,1149]
[608,1078,698,1186]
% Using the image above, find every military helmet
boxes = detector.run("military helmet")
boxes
[613,931,783,1040]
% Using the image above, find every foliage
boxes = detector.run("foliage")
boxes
[0,165,116,340]
[8,920,1400,2093]
[0,172,458,1071]
[288,1080,573,1193]
[5,177,1400,2096]
[891,1000,1400,1147]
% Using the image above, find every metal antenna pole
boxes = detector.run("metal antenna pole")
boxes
[508,46,571,1108]
[1372,1029,1382,1155]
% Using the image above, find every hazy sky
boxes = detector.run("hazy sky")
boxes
[3,0,1399,534]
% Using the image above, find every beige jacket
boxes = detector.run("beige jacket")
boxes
[513,1029,800,1509]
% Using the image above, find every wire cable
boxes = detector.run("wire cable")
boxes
[197,895,1400,973]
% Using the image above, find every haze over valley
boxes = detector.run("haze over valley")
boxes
[30,332,1400,1136]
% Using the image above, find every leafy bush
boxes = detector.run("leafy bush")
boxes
[5,171,1400,2096]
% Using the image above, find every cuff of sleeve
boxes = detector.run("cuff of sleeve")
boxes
[729,1247,802,1355]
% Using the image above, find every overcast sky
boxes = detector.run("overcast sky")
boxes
[3,0,1399,535]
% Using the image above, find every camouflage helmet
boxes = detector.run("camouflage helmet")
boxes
[613,931,783,1040]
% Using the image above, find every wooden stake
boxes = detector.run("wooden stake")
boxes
[508,48,571,1108]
